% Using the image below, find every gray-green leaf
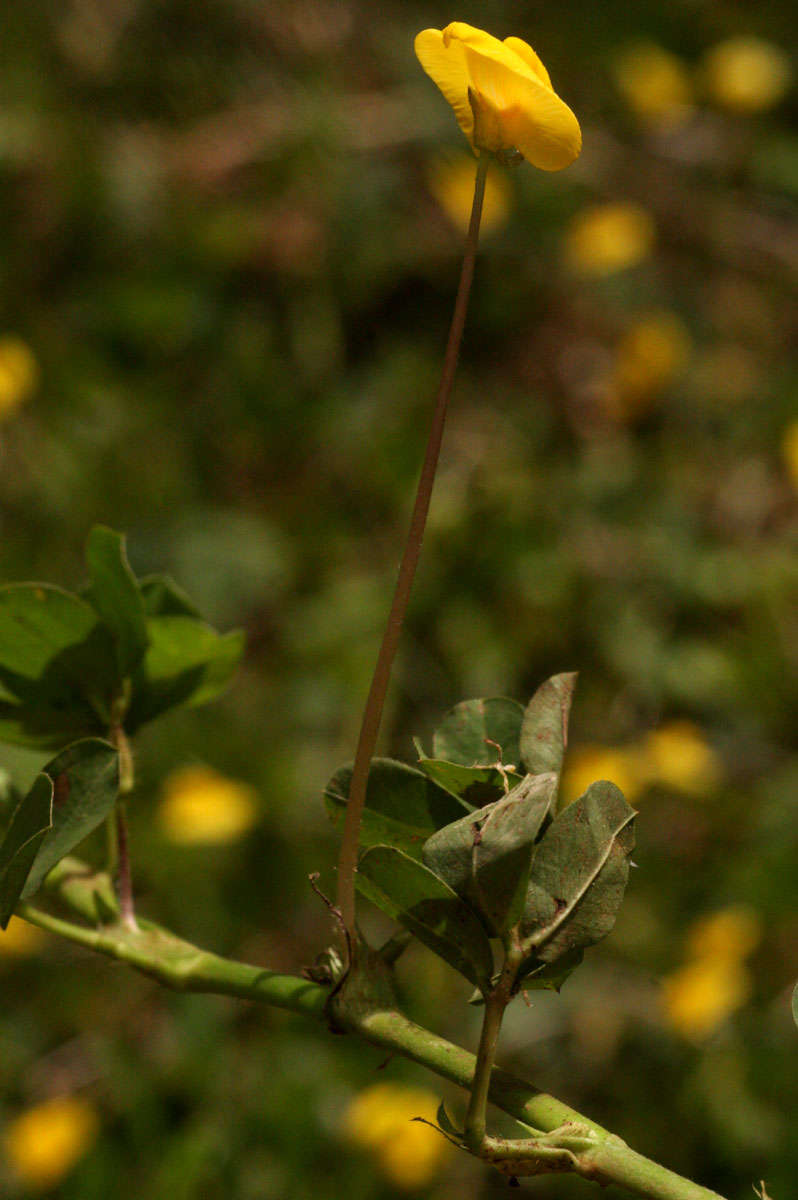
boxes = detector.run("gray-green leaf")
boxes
[432,697,523,769]
[521,780,635,962]
[325,759,469,860]
[414,757,509,809]
[356,845,494,989]
[519,672,577,786]
[422,773,557,936]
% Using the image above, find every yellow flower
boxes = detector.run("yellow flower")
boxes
[0,335,38,420]
[564,202,655,275]
[561,745,645,807]
[157,765,258,845]
[702,37,792,114]
[613,42,694,127]
[642,721,721,795]
[342,1082,453,1190]
[3,1095,99,1190]
[426,152,512,235]
[606,311,691,420]
[685,907,761,963]
[661,956,751,1040]
[0,916,46,957]
[415,23,581,170]
[781,420,798,489]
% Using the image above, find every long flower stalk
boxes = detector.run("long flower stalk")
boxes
[336,156,490,945]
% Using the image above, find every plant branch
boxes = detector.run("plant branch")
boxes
[464,939,524,1150]
[336,156,490,948]
[17,872,727,1200]
[109,720,137,931]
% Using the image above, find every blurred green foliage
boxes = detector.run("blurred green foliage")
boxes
[0,1,795,1197]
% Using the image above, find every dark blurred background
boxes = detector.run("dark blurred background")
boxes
[0,1,796,1197]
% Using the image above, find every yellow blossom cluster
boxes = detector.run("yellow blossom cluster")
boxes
[3,1095,100,1190]
[341,1082,453,1190]
[156,764,258,844]
[661,907,761,1040]
[561,720,721,807]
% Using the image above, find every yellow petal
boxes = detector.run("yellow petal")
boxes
[457,44,581,169]
[497,78,582,171]
[415,28,475,144]
[503,36,553,89]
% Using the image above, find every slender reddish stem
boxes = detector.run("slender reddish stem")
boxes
[336,156,490,947]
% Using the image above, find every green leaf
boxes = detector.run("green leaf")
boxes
[0,584,114,748]
[436,1101,463,1139]
[519,673,577,785]
[356,845,494,989]
[520,781,635,963]
[126,617,244,729]
[84,526,149,678]
[324,759,469,860]
[516,947,584,994]
[0,774,53,927]
[423,773,557,936]
[21,738,119,899]
[415,757,510,808]
[792,981,798,1029]
[138,575,202,619]
[432,698,523,769]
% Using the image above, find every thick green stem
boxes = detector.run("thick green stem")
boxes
[336,156,490,948]
[16,882,727,1200]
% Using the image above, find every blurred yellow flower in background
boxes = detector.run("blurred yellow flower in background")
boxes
[157,765,258,844]
[0,916,45,957]
[0,335,39,420]
[342,1082,453,1190]
[702,37,792,113]
[415,23,581,170]
[605,311,691,420]
[3,1095,99,1190]
[426,152,512,235]
[781,420,798,489]
[643,721,721,795]
[561,744,645,807]
[661,905,761,1040]
[564,202,655,275]
[685,906,762,962]
[662,956,751,1040]
[613,42,694,127]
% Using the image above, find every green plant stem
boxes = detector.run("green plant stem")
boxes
[464,939,524,1150]
[109,721,137,931]
[17,880,727,1200]
[336,155,491,947]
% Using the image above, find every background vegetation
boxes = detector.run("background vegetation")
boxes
[0,1,795,1197]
